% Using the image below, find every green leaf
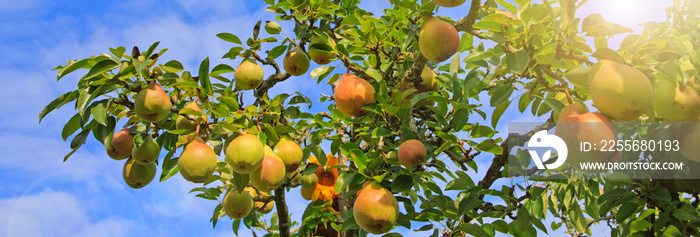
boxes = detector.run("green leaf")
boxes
[492,100,511,127]
[89,99,109,126]
[70,129,91,149]
[474,20,504,32]
[490,84,514,107]
[366,68,382,81]
[372,127,392,138]
[592,48,624,63]
[452,108,468,131]
[616,202,639,222]
[84,59,118,80]
[268,45,288,59]
[450,54,460,76]
[62,113,82,141]
[672,204,698,221]
[57,58,90,81]
[162,60,184,73]
[310,66,333,79]
[199,57,212,95]
[459,223,490,236]
[40,90,78,123]
[217,33,242,44]
[505,50,530,74]
[391,175,413,193]
[211,64,235,76]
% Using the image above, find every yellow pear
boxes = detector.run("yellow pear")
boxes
[134,83,172,122]
[353,181,399,234]
[225,134,264,174]
[273,138,303,173]
[178,137,218,183]
[234,58,264,90]
[589,60,653,121]
[419,17,460,63]
[334,74,376,118]
[652,77,700,122]
[223,189,253,220]
[122,157,156,189]
[131,135,160,165]
[308,36,337,65]
[283,47,310,76]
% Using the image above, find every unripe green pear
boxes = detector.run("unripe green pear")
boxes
[433,0,467,7]
[107,128,134,160]
[122,157,156,189]
[249,147,287,191]
[385,150,399,162]
[178,137,218,183]
[134,83,172,122]
[419,17,460,63]
[652,77,700,122]
[223,189,253,220]
[283,47,310,76]
[175,102,206,132]
[264,21,282,35]
[132,135,160,165]
[334,74,376,118]
[353,181,399,234]
[301,173,319,189]
[308,36,336,65]
[225,134,264,174]
[245,187,274,214]
[273,138,303,173]
[234,58,264,90]
[398,139,427,168]
[589,60,653,121]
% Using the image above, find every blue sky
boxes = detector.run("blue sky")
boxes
[0,0,673,236]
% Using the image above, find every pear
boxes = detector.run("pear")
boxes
[234,58,264,90]
[308,36,337,65]
[249,146,287,191]
[334,74,376,118]
[353,181,399,234]
[175,102,206,132]
[273,138,303,173]
[589,60,653,121]
[398,139,427,168]
[416,66,439,92]
[223,189,253,220]
[283,47,310,76]
[433,0,467,7]
[178,137,218,183]
[225,134,264,174]
[122,157,157,189]
[107,128,134,160]
[419,17,460,63]
[301,173,319,189]
[134,83,173,122]
[264,21,282,35]
[552,93,588,122]
[652,76,700,122]
[131,135,160,165]
[556,104,620,165]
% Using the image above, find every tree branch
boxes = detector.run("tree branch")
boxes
[274,185,291,237]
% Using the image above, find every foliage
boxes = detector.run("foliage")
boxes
[41,0,700,236]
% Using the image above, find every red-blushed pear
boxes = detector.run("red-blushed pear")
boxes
[652,76,700,122]
[245,187,274,214]
[334,74,376,118]
[223,189,253,220]
[398,139,427,168]
[234,58,264,90]
[433,0,467,7]
[273,138,303,173]
[131,135,160,165]
[308,35,337,65]
[178,137,217,183]
[589,60,653,121]
[679,123,700,163]
[122,157,156,189]
[249,146,287,191]
[283,47,310,76]
[419,17,460,63]
[556,104,620,165]
[175,102,206,132]
[225,133,264,174]
[107,128,135,160]
[353,181,399,234]
[134,83,172,122]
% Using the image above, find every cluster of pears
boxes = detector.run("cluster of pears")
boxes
[106,128,160,189]
[219,134,303,219]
